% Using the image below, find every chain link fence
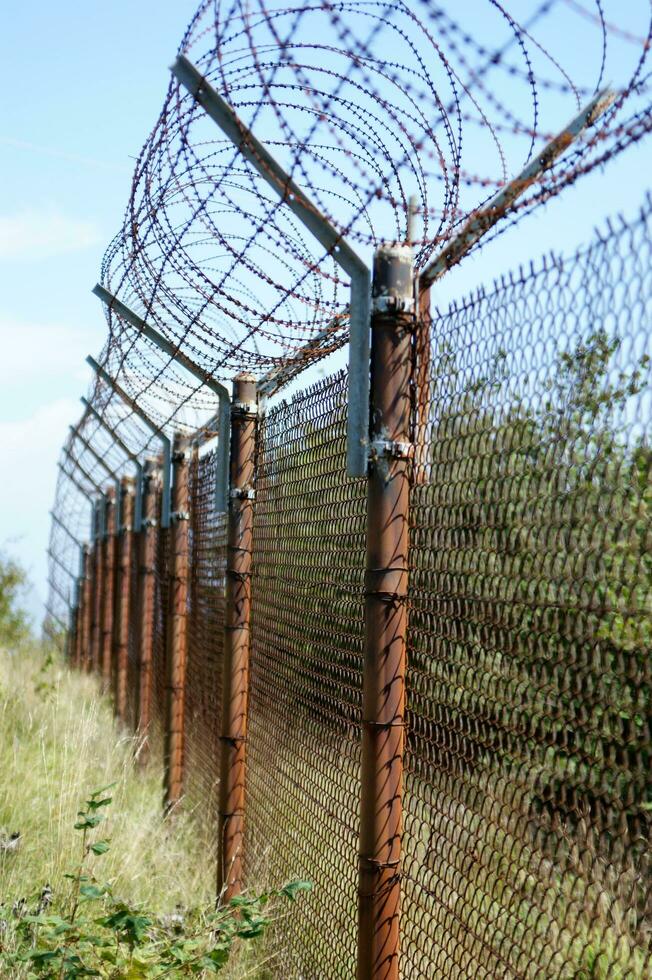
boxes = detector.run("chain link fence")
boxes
[43,2,652,975]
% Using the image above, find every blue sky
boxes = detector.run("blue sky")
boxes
[0,0,650,625]
[0,0,198,621]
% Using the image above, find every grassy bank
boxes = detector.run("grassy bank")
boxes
[0,640,287,977]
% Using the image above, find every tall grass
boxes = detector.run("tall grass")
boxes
[0,640,280,978]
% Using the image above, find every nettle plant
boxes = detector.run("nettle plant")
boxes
[0,785,310,978]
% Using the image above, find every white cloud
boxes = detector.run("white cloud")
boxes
[0,208,100,260]
[0,316,95,388]
[0,398,80,623]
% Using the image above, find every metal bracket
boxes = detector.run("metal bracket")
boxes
[231,401,259,417]
[372,296,415,314]
[369,440,413,460]
[230,487,255,500]
[171,510,190,523]
[142,517,158,529]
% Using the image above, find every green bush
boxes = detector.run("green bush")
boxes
[0,550,30,647]
[0,784,311,978]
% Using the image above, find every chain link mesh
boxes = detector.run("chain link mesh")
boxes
[403,199,652,978]
[151,524,170,750]
[244,372,366,976]
[184,449,228,815]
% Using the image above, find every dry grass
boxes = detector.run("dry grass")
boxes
[0,640,280,978]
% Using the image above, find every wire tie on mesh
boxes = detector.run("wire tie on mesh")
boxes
[171,510,191,523]
[142,518,158,529]
[230,487,255,500]
[362,719,406,730]
[359,857,401,869]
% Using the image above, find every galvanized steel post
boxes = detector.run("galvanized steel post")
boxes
[136,459,160,761]
[357,244,414,980]
[101,487,117,692]
[114,477,136,722]
[165,432,191,811]
[218,373,257,899]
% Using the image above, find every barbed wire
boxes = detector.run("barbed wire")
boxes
[46,0,652,627]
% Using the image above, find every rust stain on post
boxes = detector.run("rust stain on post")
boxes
[101,488,117,693]
[218,373,257,900]
[165,432,191,811]
[357,244,413,980]
[137,459,160,764]
[115,478,135,724]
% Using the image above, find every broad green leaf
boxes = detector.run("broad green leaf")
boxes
[281,879,313,901]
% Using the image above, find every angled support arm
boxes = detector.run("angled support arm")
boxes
[86,356,172,528]
[57,461,102,540]
[421,87,616,288]
[93,285,231,512]
[69,423,122,531]
[80,397,144,530]
[49,577,73,611]
[171,55,371,477]
[47,549,76,581]
[45,602,69,632]
[50,511,83,549]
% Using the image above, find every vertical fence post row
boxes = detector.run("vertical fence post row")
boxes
[71,567,83,668]
[115,477,136,723]
[69,595,79,667]
[101,487,117,692]
[81,545,93,670]
[90,498,106,674]
[165,432,191,811]
[218,373,257,899]
[357,245,414,980]
[136,459,160,762]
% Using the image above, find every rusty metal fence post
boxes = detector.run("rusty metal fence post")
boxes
[115,477,136,723]
[81,545,92,670]
[101,487,117,692]
[136,459,160,761]
[357,245,414,980]
[71,562,84,669]
[90,498,106,674]
[69,596,80,668]
[218,373,257,899]
[165,432,191,811]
